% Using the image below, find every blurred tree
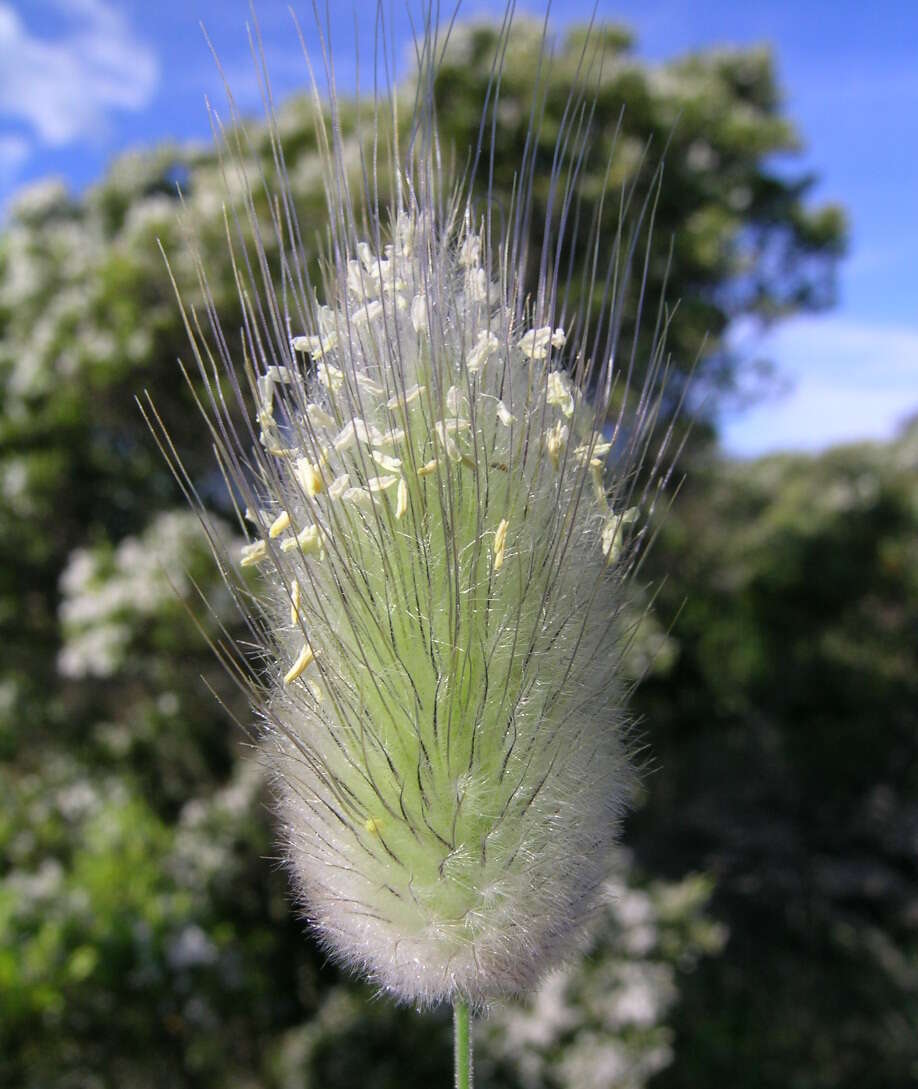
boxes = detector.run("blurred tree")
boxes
[0,15,859,1089]
[634,422,918,1088]
[433,22,846,432]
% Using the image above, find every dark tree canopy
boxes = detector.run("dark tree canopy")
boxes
[634,424,918,1088]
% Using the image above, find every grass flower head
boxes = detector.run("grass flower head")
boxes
[153,5,676,1011]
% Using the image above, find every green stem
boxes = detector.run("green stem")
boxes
[453,998,473,1089]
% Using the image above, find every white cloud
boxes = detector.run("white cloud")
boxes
[720,316,918,457]
[0,0,158,148]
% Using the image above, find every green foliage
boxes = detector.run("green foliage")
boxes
[0,758,321,1089]
[634,423,918,1087]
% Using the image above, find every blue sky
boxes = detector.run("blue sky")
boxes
[0,0,915,456]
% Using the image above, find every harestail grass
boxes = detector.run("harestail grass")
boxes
[143,3,682,1084]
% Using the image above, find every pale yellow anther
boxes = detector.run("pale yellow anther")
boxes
[354,372,384,396]
[265,442,297,458]
[372,450,402,472]
[256,367,292,414]
[284,642,315,685]
[441,417,471,434]
[240,540,267,567]
[269,510,291,538]
[410,295,427,334]
[589,458,608,509]
[467,267,489,302]
[258,409,294,458]
[346,259,368,298]
[305,402,337,431]
[467,330,499,373]
[334,418,383,452]
[396,478,408,519]
[435,419,470,461]
[446,386,463,415]
[418,458,439,477]
[315,304,336,332]
[343,487,373,508]
[574,437,613,464]
[333,420,357,451]
[295,458,324,497]
[291,331,338,359]
[351,300,383,327]
[289,579,301,625]
[519,326,566,359]
[386,384,425,410]
[367,475,399,494]
[393,212,415,256]
[364,816,383,835]
[316,361,345,392]
[493,518,509,571]
[546,421,569,471]
[602,508,638,566]
[328,473,351,499]
[281,524,324,558]
[547,371,575,417]
[437,426,459,462]
[378,427,406,447]
[458,234,481,268]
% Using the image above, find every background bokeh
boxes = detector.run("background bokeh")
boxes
[1,5,916,1088]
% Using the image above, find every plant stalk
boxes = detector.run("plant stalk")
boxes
[453,998,473,1089]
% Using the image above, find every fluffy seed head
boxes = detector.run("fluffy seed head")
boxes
[156,7,676,1009]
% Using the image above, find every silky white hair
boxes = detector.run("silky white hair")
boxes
[146,0,680,1009]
